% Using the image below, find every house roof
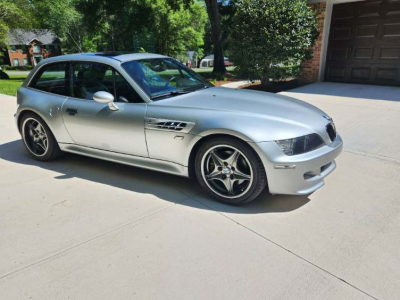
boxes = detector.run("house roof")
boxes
[8,29,61,45]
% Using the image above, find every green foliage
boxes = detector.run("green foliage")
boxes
[32,0,89,53]
[229,0,318,83]
[0,0,34,47]
[0,65,33,70]
[2,0,206,60]
[149,0,207,57]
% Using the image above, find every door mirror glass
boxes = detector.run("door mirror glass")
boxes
[93,91,119,111]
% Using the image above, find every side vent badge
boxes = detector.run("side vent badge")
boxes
[145,118,195,133]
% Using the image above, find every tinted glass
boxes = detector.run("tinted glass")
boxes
[30,63,68,96]
[115,71,143,103]
[72,62,115,100]
[122,58,211,100]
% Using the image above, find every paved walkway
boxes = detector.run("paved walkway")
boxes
[1,83,400,299]
[220,80,253,89]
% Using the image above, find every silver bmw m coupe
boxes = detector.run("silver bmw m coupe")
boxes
[15,53,343,204]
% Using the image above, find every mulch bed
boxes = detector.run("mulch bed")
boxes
[242,79,300,93]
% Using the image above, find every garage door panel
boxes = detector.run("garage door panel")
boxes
[387,0,400,16]
[329,47,350,60]
[379,46,400,59]
[327,66,347,80]
[356,24,379,38]
[331,27,352,40]
[351,67,372,80]
[326,0,400,86]
[383,22,400,37]
[358,0,383,18]
[354,47,375,59]
[376,67,399,81]
[332,3,356,23]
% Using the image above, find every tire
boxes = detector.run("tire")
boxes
[195,137,267,205]
[20,112,62,161]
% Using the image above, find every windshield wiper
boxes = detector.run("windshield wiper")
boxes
[151,90,191,100]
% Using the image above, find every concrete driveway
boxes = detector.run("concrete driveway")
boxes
[0,82,399,300]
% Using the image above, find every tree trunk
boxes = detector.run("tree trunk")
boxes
[204,0,226,73]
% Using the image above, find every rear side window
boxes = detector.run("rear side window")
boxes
[29,63,68,96]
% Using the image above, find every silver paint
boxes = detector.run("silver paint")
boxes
[16,53,343,196]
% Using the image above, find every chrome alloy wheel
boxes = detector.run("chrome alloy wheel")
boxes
[201,145,253,199]
[22,118,49,157]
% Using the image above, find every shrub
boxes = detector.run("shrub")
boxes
[0,65,34,71]
[229,0,318,85]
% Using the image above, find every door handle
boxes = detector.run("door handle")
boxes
[66,108,78,116]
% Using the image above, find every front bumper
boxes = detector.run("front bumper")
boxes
[252,135,343,195]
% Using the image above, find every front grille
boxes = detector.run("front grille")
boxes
[326,123,337,141]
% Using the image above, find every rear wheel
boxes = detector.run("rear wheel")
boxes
[195,137,267,205]
[20,113,62,161]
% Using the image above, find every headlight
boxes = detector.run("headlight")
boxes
[275,134,325,156]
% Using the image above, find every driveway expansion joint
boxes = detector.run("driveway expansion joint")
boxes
[193,198,379,300]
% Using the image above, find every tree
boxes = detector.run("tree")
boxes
[198,0,236,67]
[229,0,318,85]
[204,0,226,73]
[0,0,33,48]
[150,0,207,57]
[32,0,88,53]
[168,0,227,73]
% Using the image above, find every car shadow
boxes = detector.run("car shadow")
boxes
[0,139,310,214]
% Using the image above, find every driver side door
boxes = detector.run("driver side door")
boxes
[61,61,148,157]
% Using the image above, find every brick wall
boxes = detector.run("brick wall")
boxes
[298,2,327,84]
[8,41,62,66]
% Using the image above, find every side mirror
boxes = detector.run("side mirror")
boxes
[93,91,119,111]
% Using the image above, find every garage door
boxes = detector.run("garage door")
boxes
[325,0,400,86]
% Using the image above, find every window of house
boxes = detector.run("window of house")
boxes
[29,63,68,96]
[10,46,16,52]
[33,45,41,53]
[23,59,29,66]
[13,59,20,66]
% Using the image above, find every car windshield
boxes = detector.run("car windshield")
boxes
[122,58,213,100]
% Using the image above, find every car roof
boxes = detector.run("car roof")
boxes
[41,52,168,64]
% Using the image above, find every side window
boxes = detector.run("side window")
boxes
[29,63,68,96]
[114,71,143,103]
[72,62,115,100]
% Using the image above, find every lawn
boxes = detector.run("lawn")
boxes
[0,75,27,96]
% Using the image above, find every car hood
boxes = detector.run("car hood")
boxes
[160,87,328,125]
[149,87,333,143]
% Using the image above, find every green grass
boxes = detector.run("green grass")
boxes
[0,75,27,96]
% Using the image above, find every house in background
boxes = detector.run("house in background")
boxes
[299,0,400,86]
[4,29,62,67]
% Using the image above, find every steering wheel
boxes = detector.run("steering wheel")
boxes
[165,76,178,87]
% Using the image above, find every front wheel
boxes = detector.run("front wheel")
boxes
[195,137,267,205]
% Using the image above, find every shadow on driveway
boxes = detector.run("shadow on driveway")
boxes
[0,139,310,214]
